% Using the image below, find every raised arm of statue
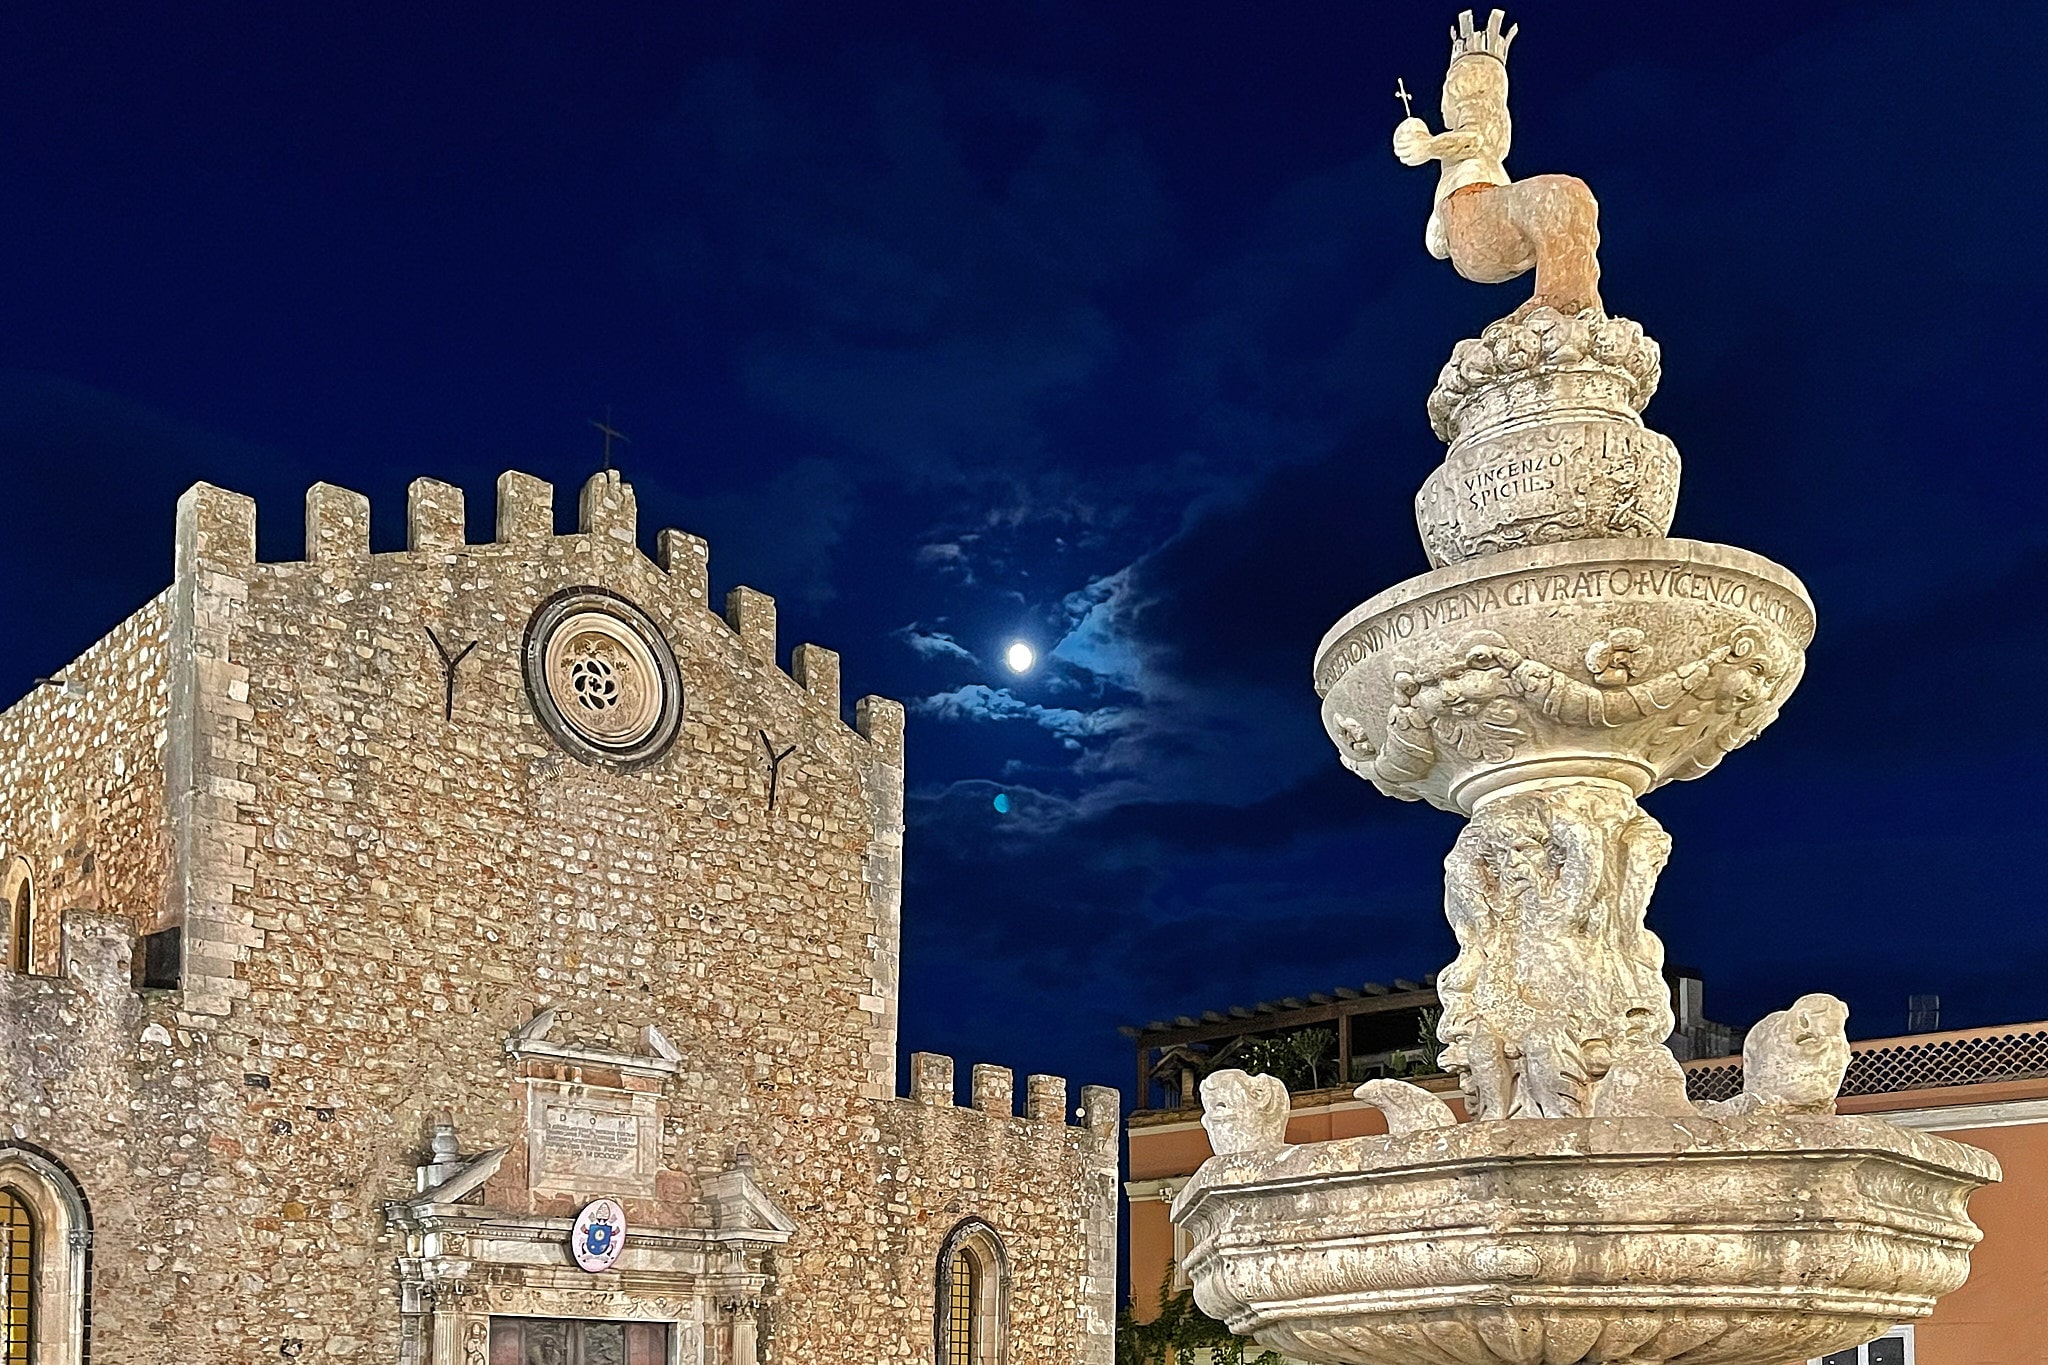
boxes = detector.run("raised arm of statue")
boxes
[1393,118,1483,168]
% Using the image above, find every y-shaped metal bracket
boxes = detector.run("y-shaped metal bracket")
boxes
[425,626,479,721]
[759,730,798,812]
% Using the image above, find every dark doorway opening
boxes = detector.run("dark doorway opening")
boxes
[489,1317,669,1365]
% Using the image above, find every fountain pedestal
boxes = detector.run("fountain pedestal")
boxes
[1169,11,1998,1361]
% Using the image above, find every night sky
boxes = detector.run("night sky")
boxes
[4,1,2044,1108]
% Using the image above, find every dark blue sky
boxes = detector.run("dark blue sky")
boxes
[4,1,2044,1104]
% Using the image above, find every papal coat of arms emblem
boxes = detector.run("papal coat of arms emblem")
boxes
[570,1197,627,1272]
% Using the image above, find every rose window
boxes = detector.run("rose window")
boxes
[569,651,621,710]
[523,591,683,767]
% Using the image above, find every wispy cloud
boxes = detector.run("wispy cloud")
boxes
[912,683,1125,750]
[914,540,977,585]
[894,625,977,663]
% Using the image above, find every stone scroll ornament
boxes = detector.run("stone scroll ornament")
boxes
[1332,623,1802,803]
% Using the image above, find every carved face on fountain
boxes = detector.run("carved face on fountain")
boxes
[1198,1069,1293,1156]
[1704,629,1777,713]
[1490,813,1552,903]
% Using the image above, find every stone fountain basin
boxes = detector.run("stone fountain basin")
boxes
[1171,1114,1999,1365]
[1314,539,1815,813]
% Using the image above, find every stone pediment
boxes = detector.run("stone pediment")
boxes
[414,1145,507,1203]
[503,1006,682,1081]
[387,1128,799,1364]
[701,1151,797,1242]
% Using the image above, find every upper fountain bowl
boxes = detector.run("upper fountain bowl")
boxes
[1315,538,1814,813]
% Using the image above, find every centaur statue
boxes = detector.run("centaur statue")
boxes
[1393,10,1602,319]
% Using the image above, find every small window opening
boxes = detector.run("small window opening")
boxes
[3,861,31,976]
[934,1219,1005,1365]
[139,927,182,991]
[944,1248,976,1365]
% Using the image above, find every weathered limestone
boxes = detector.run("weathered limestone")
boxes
[1393,10,1602,318]
[1436,782,1673,1121]
[1416,308,1674,566]
[1172,11,1998,1365]
[1316,542,1813,813]
[0,468,1120,1363]
[1173,1115,2000,1365]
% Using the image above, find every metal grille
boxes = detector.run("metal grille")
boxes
[1684,1027,2048,1104]
[1685,1060,1743,1103]
[2,1189,30,1365]
[945,1250,976,1365]
[7,878,29,974]
[1842,1029,2048,1095]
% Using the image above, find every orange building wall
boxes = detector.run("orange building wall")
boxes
[1914,1120,2048,1365]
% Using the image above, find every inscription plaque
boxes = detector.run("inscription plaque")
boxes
[523,1081,660,1198]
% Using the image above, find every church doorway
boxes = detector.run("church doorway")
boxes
[488,1317,669,1365]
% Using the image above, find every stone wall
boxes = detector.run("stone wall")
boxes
[0,470,1117,1364]
[0,592,172,966]
[870,1056,1120,1364]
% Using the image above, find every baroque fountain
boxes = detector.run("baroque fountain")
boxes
[1169,13,2000,1365]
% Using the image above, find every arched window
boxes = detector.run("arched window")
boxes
[2,1187,31,1364]
[934,1219,1006,1365]
[1,860,33,976]
[943,1246,976,1364]
[0,1146,90,1365]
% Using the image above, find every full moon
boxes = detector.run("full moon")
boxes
[1005,641,1036,673]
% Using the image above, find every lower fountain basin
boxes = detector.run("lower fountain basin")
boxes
[1314,539,1815,812]
[1171,1114,1998,1365]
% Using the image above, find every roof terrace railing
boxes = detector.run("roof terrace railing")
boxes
[1683,1022,2048,1105]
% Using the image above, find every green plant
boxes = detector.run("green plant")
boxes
[1223,1027,1337,1092]
[1413,1005,1443,1074]
[1118,1267,1285,1365]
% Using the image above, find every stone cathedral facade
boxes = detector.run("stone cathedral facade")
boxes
[0,470,1118,1364]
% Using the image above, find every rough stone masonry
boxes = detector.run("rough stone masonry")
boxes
[0,469,1117,1364]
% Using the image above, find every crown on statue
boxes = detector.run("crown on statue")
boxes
[1449,9,1517,66]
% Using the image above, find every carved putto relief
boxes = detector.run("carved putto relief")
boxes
[1425,308,1660,444]
[1335,623,1798,802]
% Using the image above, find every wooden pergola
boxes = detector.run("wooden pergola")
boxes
[1121,976,1442,1113]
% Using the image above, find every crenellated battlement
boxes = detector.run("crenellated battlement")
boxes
[904,1051,1119,1140]
[172,469,889,741]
